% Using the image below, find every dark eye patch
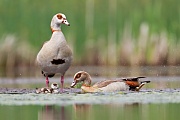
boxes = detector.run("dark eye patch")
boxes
[75,73,81,79]
[52,83,58,87]
[57,14,62,19]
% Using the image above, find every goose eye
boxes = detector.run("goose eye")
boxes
[63,20,67,23]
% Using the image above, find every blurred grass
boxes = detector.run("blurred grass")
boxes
[0,0,180,75]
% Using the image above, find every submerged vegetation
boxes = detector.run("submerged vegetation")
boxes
[0,0,179,75]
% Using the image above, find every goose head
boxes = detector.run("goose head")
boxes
[36,83,59,94]
[51,13,70,31]
[51,83,59,90]
[70,71,92,88]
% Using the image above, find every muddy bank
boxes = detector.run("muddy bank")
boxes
[0,88,180,106]
[0,88,35,94]
[0,88,180,94]
[0,88,81,94]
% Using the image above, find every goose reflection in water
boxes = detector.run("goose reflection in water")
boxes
[38,105,71,120]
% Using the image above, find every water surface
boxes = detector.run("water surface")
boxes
[0,103,180,120]
[0,66,180,120]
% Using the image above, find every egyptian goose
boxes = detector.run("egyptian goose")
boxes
[70,71,150,93]
[36,13,73,92]
[36,83,59,94]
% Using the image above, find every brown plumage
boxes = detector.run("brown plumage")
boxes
[36,83,59,94]
[71,71,150,93]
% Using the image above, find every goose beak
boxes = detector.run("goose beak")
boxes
[63,20,70,26]
[70,81,76,88]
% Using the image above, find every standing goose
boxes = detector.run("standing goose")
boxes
[70,71,150,93]
[36,13,73,92]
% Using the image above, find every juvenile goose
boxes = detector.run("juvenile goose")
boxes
[70,71,150,93]
[36,13,73,92]
[36,83,59,94]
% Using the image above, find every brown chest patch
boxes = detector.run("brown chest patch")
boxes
[51,59,65,65]
[125,81,139,87]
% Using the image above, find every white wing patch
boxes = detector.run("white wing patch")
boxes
[99,82,129,92]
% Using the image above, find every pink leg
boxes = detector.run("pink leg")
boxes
[46,76,49,87]
[60,76,64,93]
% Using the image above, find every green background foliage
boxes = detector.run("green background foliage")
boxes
[0,0,179,66]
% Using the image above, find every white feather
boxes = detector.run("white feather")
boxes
[99,82,129,92]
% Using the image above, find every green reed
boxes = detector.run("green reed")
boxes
[0,0,179,70]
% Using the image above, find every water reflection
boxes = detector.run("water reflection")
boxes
[38,105,71,120]
[36,103,180,120]
[1,103,180,120]
[73,104,92,120]
[2,66,180,78]
[38,104,93,120]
